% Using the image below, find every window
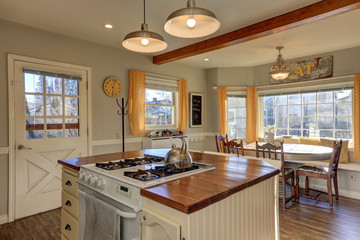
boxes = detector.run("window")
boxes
[24,70,81,139]
[262,88,353,140]
[227,96,246,139]
[145,89,177,128]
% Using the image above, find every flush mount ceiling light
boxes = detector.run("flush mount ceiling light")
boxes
[122,0,167,53]
[164,0,220,38]
[104,24,113,29]
[270,46,290,80]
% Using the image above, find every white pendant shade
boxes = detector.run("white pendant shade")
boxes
[271,72,290,80]
[122,24,167,53]
[164,0,220,38]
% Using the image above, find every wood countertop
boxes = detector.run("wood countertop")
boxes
[58,149,279,214]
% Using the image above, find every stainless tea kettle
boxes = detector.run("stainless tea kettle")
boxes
[165,138,193,169]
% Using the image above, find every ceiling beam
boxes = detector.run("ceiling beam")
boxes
[153,0,360,65]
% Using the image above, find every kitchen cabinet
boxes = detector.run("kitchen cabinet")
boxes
[61,166,79,240]
[142,176,279,240]
[143,136,188,149]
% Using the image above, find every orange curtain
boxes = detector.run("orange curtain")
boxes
[178,79,188,133]
[128,70,145,135]
[246,87,258,143]
[217,87,227,136]
[354,74,360,159]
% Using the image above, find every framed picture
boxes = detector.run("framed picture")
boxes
[190,93,203,127]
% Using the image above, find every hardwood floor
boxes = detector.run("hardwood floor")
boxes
[0,208,61,240]
[0,196,360,240]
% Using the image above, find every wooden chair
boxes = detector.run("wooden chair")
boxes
[256,141,295,209]
[223,140,245,156]
[295,140,342,207]
[215,134,228,153]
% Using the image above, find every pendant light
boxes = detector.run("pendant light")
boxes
[164,0,221,38]
[122,0,167,53]
[271,46,290,80]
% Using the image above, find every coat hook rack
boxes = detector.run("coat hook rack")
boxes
[116,98,128,152]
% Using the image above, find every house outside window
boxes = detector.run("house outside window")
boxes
[227,95,246,139]
[262,88,353,140]
[145,88,177,129]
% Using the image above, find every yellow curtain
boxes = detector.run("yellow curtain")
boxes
[128,70,145,135]
[354,74,360,159]
[246,87,257,143]
[178,79,188,133]
[217,87,227,136]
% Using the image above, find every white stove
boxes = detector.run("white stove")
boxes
[77,155,215,211]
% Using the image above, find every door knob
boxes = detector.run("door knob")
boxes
[17,144,32,150]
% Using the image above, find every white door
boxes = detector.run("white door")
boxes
[13,60,88,219]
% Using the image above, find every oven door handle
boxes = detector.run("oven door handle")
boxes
[116,209,137,219]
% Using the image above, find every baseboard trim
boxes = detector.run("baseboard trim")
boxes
[0,214,8,225]
[299,182,360,200]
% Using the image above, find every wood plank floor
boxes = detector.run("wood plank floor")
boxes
[0,196,360,240]
[0,208,61,240]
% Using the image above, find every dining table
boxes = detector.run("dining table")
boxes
[244,142,333,161]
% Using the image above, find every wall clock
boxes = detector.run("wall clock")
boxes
[103,77,121,98]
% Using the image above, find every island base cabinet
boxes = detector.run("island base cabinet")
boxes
[142,176,279,240]
[141,209,181,240]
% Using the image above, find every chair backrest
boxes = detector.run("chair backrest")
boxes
[223,140,245,156]
[215,134,228,153]
[256,141,285,174]
[328,140,342,174]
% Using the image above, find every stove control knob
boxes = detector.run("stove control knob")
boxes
[78,172,86,182]
[89,175,98,186]
[96,178,105,190]
[83,173,91,183]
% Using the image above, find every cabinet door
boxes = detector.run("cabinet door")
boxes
[151,138,171,149]
[142,209,181,240]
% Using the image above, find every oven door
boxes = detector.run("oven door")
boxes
[78,184,141,240]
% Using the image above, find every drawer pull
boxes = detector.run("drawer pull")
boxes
[65,180,72,186]
[65,200,72,206]
[65,224,72,231]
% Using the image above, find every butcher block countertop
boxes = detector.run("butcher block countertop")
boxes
[58,149,279,214]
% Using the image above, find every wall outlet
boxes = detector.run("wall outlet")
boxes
[350,173,355,182]
[116,132,120,139]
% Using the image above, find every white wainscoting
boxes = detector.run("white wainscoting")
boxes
[0,147,9,155]
[0,214,8,225]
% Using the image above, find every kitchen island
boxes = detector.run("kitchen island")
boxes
[58,149,280,240]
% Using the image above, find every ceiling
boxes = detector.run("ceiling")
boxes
[1,0,359,69]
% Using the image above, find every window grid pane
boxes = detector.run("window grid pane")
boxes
[24,72,80,139]
[227,96,246,139]
[263,89,353,140]
[145,89,176,128]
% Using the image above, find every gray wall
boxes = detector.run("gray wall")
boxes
[0,19,207,216]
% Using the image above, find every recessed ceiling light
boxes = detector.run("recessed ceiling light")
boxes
[104,24,113,29]
[204,58,209,61]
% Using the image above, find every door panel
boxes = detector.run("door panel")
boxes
[14,61,88,219]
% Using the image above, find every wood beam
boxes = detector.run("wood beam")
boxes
[153,0,360,65]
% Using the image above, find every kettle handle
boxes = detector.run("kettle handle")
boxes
[180,138,187,153]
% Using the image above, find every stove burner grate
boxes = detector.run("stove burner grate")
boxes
[95,155,164,171]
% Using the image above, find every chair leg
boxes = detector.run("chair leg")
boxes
[333,174,339,201]
[291,175,295,201]
[327,178,333,208]
[305,177,309,193]
[296,175,299,201]
[282,180,286,210]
